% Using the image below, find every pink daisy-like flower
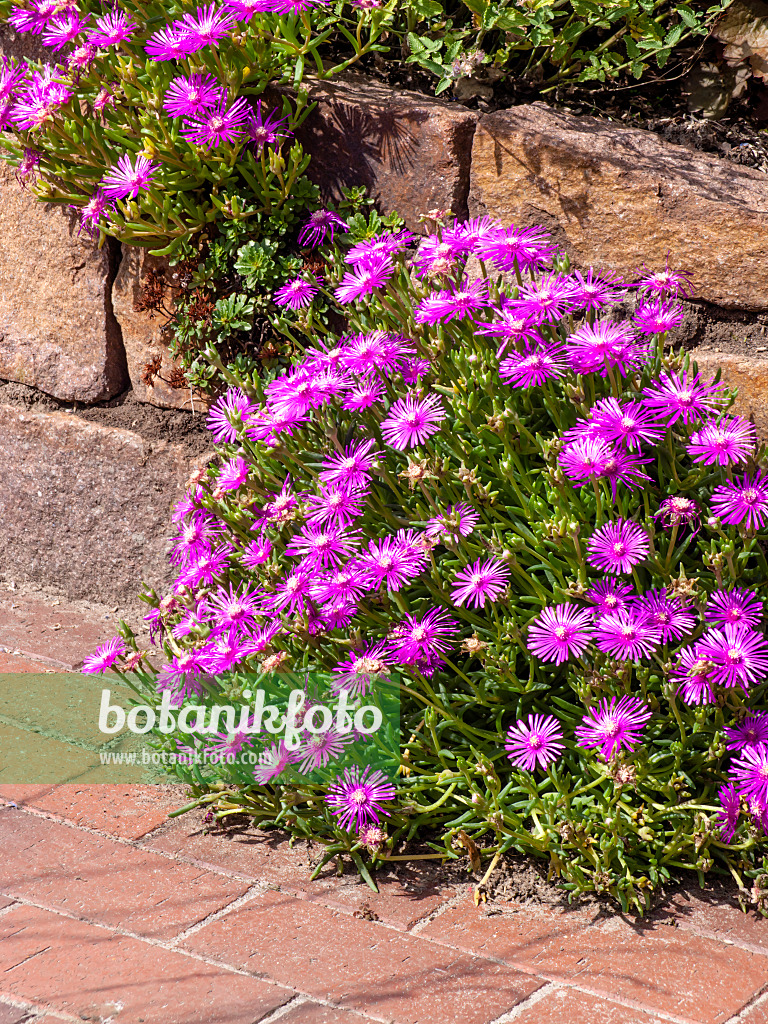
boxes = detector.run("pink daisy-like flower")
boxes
[205,728,254,761]
[334,258,394,303]
[72,188,113,237]
[319,439,380,490]
[590,397,664,451]
[268,567,314,614]
[388,607,459,664]
[88,10,136,46]
[179,3,234,50]
[636,589,695,642]
[294,727,350,774]
[402,358,431,385]
[594,609,661,660]
[411,231,471,277]
[341,331,414,378]
[451,558,510,609]
[711,471,768,530]
[635,262,693,299]
[425,502,479,541]
[575,695,651,760]
[240,535,273,568]
[359,535,425,592]
[245,100,291,154]
[0,57,25,102]
[331,643,391,697]
[527,605,594,665]
[285,524,359,568]
[706,589,764,629]
[273,275,320,310]
[731,746,768,805]
[254,741,295,784]
[505,713,565,771]
[144,25,195,61]
[163,72,221,118]
[475,224,557,273]
[208,583,262,631]
[570,268,624,312]
[348,230,414,266]
[696,624,768,690]
[724,714,768,753]
[82,636,126,673]
[586,519,650,575]
[312,565,366,608]
[585,579,635,617]
[343,379,384,410]
[380,393,445,449]
[716,783,741,843]
[687,416,757,467]
[499,341,567,388]
[642,370,724,426]
[654,496,701,533]
[559,436,612,485]
[509,273,576,324]
[42,9,87,49]
[633,298,685,335]
[181,93,250,148]
[414,279,489,325]
[216,455,249,492]
[206,387,255,442]
[298,209,348,248]
[671,645,715,705]
[598,447,653,502]
[567,320,645,377]
[304,484,365,528]
[101,153,158,200]
[325,765,396,830]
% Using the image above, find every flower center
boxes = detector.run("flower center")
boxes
[611,541,626,557]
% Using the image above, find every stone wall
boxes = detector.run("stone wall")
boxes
[3,73,768,606]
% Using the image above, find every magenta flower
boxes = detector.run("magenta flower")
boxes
[716,783,741,843]
[298,209,348,248]
[731,746,768,805]
[388,607,459,664]
[182,93,250,148]
[87,10,136,46]
[590,397,664,450]
[101,154,158,200]
[567,320,644,377]
[341,331,414,378]
[380,393,445,449]
[696,625,768,690]
[711,471,768,530]
[586,519,650,575]
[724,714,768,753]
[505,713,565,771]
[254,741,295,784]
[414,279,489,325]
[706,589,764,630]
[594,609,661,660]
[499,341,567,388]
[334,258,394,303]
[319,439,380,491]
[527,605,594,665]
[215,455,249,493]
[332,644,391,697]
[633,298,685,334]
[0,57,25,102]
[164,73,221,118]
[560,436,611,486]
[268,567,314,614]
[326,765,396,830]
[642,370,724,426]
[286,524,359,569]
[179,4,234,50]
[359,535,425,592]
[654,496,701,533]
[636,590,695,642]
[575,695,651,760]
[348,230,413,266]
[42,10,87,49]
[241,536,273,568]
[585,579,635,617]
[273,275,320,309]
[451,558,510,609]
[476,225,557,272]
[312,565,366,607]
[426,502,479,541]
[206,387,255,442]
[144,26,195,61]
[73,188,113,237]
[687,416,757,467]
[570,268,624,312]
[304,484,365,528]
[671,645,715,705]
[224,0,267,18]
[295,728,350,774]
[246,100,291,154]
[156,651,207,705]
[508,273,576,324]
[598,447,653,502]
[343,380,384,410]
[82,636,126,674]
[636,263,693,298]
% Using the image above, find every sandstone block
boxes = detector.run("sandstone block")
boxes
[469,104,768,311]
[693,351,768,436]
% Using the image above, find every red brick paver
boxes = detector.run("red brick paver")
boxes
[0,594,116,670]
[0,808,251,940]
[0,1001,31,1024]
[0,904,290,1024]
[277,1003,374,1024]
[510,987,670,1024]
[183,889,543,1024]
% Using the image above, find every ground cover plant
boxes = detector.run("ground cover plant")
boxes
[86,212,768,913]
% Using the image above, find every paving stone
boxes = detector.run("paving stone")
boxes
[183,889,543,1024]
[146,810,457,929]
[0,904,290,1024]
[112,248,197,411]
[0,897,14,911]
[0,723,106,786]
[0,408,193,606]
[470,103,768,311]
[296,74,477,231]
[420,897,768,1024]
[0,652,53,673]
[0,784,178,841]
[655,885,768,956]
[738,994,768,1022]
[0,594,116,671]
[275,1003,373,1024]
[0,808,250,940]
[510,987,669,1024]
[691,352,768,438]
[0,1001,32,1024]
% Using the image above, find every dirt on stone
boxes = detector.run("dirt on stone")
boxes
[0,379,212,460]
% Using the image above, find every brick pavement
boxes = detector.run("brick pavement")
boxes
[3,625,768,1022]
